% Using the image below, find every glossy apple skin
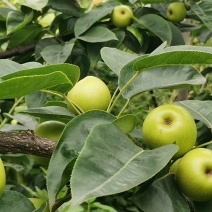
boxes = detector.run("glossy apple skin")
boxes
[170,158,181,174]
[111,5,133,28]
[166,2,186,23]
[67,76,111,113]
[142,104,197,159]
[0,158,6,197]
[176,148,212,202]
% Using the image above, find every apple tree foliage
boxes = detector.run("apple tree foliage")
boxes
[0,0,211,211]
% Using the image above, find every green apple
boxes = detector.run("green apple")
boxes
[29,198,49,212]
[142,104,197,159]
[0,158,6,197]
[170,158,181,174]
[166,2,186,23]
[67,76,111,113]
[31,120,65,166]
[176,148,212,202]
[111,5,133,28]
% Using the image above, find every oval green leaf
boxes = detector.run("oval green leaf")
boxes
[175,100,212,128]
[138,14,172,45]
[101,47,137,76]
[132,175,190,212]
[41,42,74,64]
[71,123,178,206]
[22,106,75,122]
[47,110,116,207]
[133,45,212,72]
[112,114,137,134]
[0,190,35,212]
[74,1,119,37]
[78,26,117,43]
[120,64,205,99]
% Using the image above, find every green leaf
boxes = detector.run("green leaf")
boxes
[141,0,175,3]
[0,59,25,77]
[6,10,34,34]
[190,0,212,32]
[78,26,117,43]
[112,114,137,134]
[22,0,48,10]
[138,14,172,45]
[0,72,71,99]
[0,8,12,21]
[71,123,178,206]
[100,47,137,76]
[7,25,42,49]
[25,92,46,108]
[132,175,190,212]
[47,0,82,16]
[168,22,185,46]
[41,42,74,64]
[47,110,115,207]
[0,190,35,212]
[133,45,212,71]
[0,63,80,98]
[175,100,212,128]
[2,63,80,86]
[120,65,205,99]
[22,106,75,121]
[74,1,119,37]
[35,38,59,60]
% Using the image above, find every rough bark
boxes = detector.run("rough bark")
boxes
[0,130,56,157]
[0,44,36,59]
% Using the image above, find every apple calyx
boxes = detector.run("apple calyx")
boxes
[205,169,212,176]
[164,118,172,125]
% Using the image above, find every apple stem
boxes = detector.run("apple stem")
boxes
[107,72,140,113]
[106,86,120,112]
[132,16,149,30]
[0,96,24,129]
[41,89,83,115]
[195,140,212,148]
[117,99,130,118]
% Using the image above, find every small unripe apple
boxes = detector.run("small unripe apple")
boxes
[31,121,65,166]
[67,76,111,113]
[111,5,133,28]
[166,2,186,23]
[142,104,197,159]
[176,148,212,202]
[0,158,6,197]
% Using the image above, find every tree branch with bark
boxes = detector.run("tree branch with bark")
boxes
[0,130,56,157]
[0,44,36,59]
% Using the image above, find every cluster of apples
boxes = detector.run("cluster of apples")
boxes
[65,76,212,203]
[142,104,212,202]
[110,2,188,30]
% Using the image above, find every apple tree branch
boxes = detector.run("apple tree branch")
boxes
[0,130,56,157]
